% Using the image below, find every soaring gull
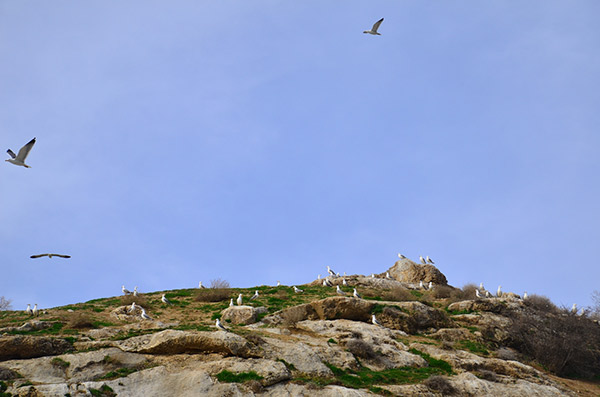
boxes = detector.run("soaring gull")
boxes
[6,137,36,168]
[215,318,228,331]
[161,294,172,305]
[30,253,71,259]
[363,18,384,35]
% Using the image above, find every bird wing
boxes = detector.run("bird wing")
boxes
[30,254,48,258]
[54,254,71,258]
[6,149,16,159]
[16,138,36,162]
[372,18,384,32]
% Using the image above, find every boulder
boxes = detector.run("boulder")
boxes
[0,335,72,361]
[221,306,267,325]
[380,301,452,333]
[387,259,448,285]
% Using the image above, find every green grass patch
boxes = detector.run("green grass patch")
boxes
[371,304,385,314]
[445,307,474,315]
[51,357,70,369]
[408,349,454,373]
[63,336,77,344]
[277,359,296,371]
[410,290,423,298]
[89,384,116,397]
[456,340,489,355]
[216,370,264,383]
[327,338,337,344]
[464,326,479,333]
[7,321,64,335]
[165,289,194,297]
[92,320,116,328]
[99,367,138,380]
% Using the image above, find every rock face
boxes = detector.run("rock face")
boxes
[222,305,268,325]
[0,335,72,360]
[387,259,448,285]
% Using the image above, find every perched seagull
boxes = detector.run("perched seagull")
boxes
[215,318,228,331]
[122,285,131,295]
[30,253,71,259]
[237,294,243,306]
[327,266,336,277]
[26,304,32,315]
[426,256,435,264]
[523,291,528,300]
[293,286,303,293]
[353,288,362,299]
[485,290,492,298]
[386,272,391,279]
[342,278,348,286]
[250,290,259,301]
[398,253,406,259]
[419,256,426,264]
[579,308,586,316]
[161,294,172,305]
[5,137,36,168]
[140,308,153,321]
[32,304,38,316]
[363,18,384,35]
[371,274,375,278]
[133,286,138,297]
[371,314,382,326]
[317,274,321,280]
[198,281,206,289]
[336,285,346,295]
[324,278,334,287]
[479,282,485,290]
[428,281,433,290]
[475,289,482,298]
[496,286,502,298]
[419,280,425,289]
[229,298,234,307]
[343,272,347,276]
[277,281,281,286]
[571,303,577,313]
[128,302,137,313]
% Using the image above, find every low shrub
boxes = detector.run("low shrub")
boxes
[382,287,416,302]
[423,375,455,394]
[210,279,230,289]
[345,339,378,360]
[195,289,231,302]
[523,294,559,314]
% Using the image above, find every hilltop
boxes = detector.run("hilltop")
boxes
[0,259,599,396]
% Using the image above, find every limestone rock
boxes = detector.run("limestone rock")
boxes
[200,357,291,386]
[0,335,72,361]
[221,305,267,325]
[380,301,452,333]
[387,259,448,285]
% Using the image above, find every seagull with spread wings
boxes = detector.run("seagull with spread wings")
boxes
[363,18,384,35]
[6,137,36,168]
[30,253,71,259]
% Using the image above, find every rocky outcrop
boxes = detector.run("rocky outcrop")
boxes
[222,305,268,325]
[0,335,72,361]
[387,259,448,285]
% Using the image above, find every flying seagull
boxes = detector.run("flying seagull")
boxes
[122,285,131,295]
[426,256,435,264]
[336,285,346,295]
[372,314,382,326]
[6,137,36,168]
[140,308,153,320]
[363,18,384,35]
[161,294,172,305]
[293,286,303,293]
[353,288,362,299]
[215,318,228,331]
[237,293,243,306]
[250,290,259,301]
[30,253,71,259]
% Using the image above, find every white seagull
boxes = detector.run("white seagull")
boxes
[496,286,502,297]
[398,253,406,259]
[371,274,375,278]
[475,289,482,298]
[419,256,426,264]
[128,302,137,313]
[26,304,32,315]
[426,256,435,264]
[133,286,138,297]
[523,291,528,300]
[571,303,577,313]
[250,290,259,301]
[342,278,347,286]
[122,285,131,295]
[419,280,425,289]
[336,285,346,295]
[277,280,281,286]
[363,18,384,35]
[479,282,485,290]
[32,304,38,316]
[237,293,243,306]
[371,314,382,326]
[327,266,336,277]
[140,308,153,320]
[198,281,206,289]
[353,288,362,299]
[428,281,433,290]
[161,294,172,305]
[30,253,71,259]
[6,137,36,168]
[317,274,321,280]
[293,286,303,293]
[323,279,333,287]
[485,290,492,298]
[215,318,228,331]
[229,298,234,307]
[386,272,391,279]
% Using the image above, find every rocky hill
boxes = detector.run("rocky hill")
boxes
[1,259,599,396]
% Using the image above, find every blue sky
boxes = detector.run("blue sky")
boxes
[1,1,599,311]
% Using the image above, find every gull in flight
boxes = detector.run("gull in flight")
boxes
[6,137,36,168]
[336,285,346,295]
[128,302,137,313]
[215,318,228,331]
[250,290,259,301]
[122,285,132,295]
[140,308,153,320]
[229,298,234,307]
[353,288,362,299]
[32,304,38,316]
[426,256,435,264]
[161,294,172,305]
[363,18,384,35]
[30,253,71,259]
[419,256,426,264]
[237,293,243,306]
[26,304,32,315]
[293,286,303,293]
[398,253,406,259]
[371,314,382,326]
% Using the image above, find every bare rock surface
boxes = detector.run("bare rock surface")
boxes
[387,259,448,285]
[0,335,72,361]
[222,305,268,325]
